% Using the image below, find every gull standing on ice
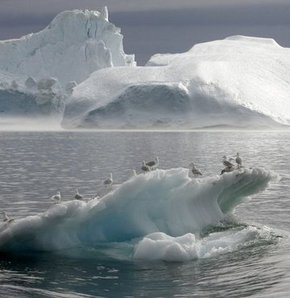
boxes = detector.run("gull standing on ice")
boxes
[221,156,235,175]
[236,153,242,168]
[189,162,202,177]
[222,156,234,168]
[145,157,159,170]
[141,161,151,173]
[104,173,113,187]
[50,191,61,203]
[74,189,83,200]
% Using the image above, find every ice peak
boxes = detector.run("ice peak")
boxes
[0,8,135,86]
[100,6,109,21]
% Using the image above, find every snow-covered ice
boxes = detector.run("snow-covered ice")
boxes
[64,35,290,129]
[0,8,135,119]
[0,8,135,85]
[0,7,289,129]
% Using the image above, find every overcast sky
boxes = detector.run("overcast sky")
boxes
[1,0,290,64]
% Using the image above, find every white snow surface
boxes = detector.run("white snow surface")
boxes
[0,8,135,86]
[64,35,290,129]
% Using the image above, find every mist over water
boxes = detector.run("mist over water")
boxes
[0,131,289,297]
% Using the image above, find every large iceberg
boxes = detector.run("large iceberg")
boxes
[0,8,135,119]
[0,7,289,129]
[63,35,290,129]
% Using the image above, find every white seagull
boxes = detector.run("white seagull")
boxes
[50,191,61,203]
[74,189,83,200]
[236,153,242,168]
[104,173,113,187]
[189,162,202,177]
[222,156,234,168]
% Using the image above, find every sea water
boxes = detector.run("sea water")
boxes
[0,131,289,297]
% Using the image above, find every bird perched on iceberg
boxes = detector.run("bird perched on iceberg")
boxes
[74,189,83,200]
[236,153,242,168]
[50,191,61,203]
[145,157,159,170]
[221,156,235,175]
[104,173,113,187]
[189,162,202,177]
[141,161,151,173]
[222,156,234,168]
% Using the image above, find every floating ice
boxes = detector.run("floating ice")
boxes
[0,8,135,86]
[133,226,264,262]
[64,35,290,129]
[0,8,135,119]
[0,7,289,128]
[0,167,274,254]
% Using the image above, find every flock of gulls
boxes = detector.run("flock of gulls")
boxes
[188,152,242,177]
[49,157,160,204]
[1,153,242,223]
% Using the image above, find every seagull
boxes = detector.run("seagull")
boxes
[220,167,233,175]
[132,169,137,176]
[222,156,234,168]
[236,153,242,168]
[141,161,151,173]
[50,191,61,203]
[74,189,83,200]
[104,173,113,187]
[0,211,14,223]
[145,156,159,170]
[189,162,202,177]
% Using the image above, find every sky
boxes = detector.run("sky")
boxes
[1,0,290,65]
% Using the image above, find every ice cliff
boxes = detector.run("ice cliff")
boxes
[64,35,290,129]
[0,8,135,118]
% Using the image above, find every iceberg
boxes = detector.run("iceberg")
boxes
[63,35,290,129]
[0,8,135,119]
[0,167,274,254]
[0,7,289,129]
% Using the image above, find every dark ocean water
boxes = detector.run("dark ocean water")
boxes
[0,131,289,297]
